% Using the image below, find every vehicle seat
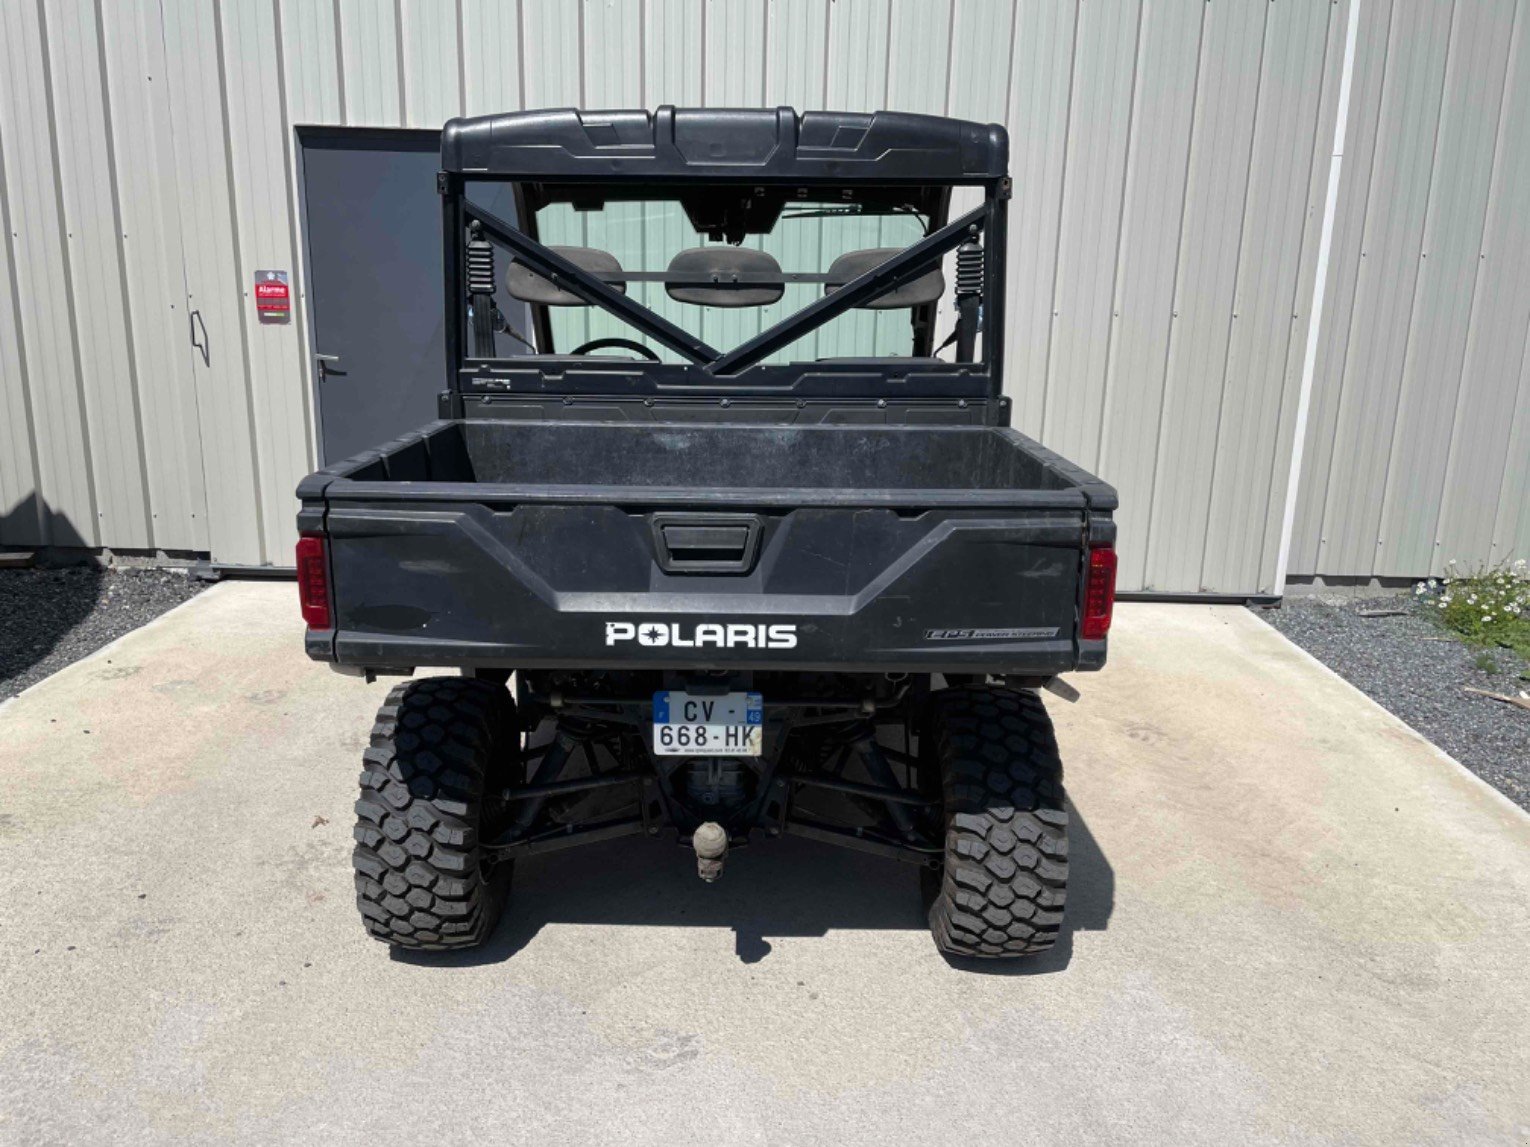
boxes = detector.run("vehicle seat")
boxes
[824,248,945,308]
[665,247,785,307]
[507,246,625,306]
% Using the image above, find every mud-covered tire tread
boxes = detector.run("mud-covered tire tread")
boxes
[352,676,514,950]
[925,685,1068,959]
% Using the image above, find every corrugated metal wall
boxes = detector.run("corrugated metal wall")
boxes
[1291,0,1530,581]
[0,0,1525,589]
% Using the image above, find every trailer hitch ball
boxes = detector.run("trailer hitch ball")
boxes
[692,821,729,883]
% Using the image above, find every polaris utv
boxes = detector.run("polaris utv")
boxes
[296,107,1117,960]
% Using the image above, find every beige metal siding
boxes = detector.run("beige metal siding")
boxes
[1292,0,1530,579]
[0,0,1524,589]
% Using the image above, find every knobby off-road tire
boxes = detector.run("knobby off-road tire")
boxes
[352,676,517,950]
[923,686,1068,958]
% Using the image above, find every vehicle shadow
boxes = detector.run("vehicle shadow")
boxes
[392,801,1113,973]
[0,496,105,698]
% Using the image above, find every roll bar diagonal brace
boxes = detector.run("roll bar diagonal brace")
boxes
[705,205,987,375]
[463,198,722,364]
[449,188,998,379]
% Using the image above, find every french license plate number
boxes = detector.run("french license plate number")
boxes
[652,691,763,756]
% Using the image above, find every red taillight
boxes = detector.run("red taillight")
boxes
[296,534,332,630]
[1081,544,1116,641]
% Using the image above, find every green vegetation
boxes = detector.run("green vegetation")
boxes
[1416,559,1530,659]
[1475,651,1499,675]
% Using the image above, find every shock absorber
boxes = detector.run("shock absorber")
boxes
[954,235,983,363]
[466,221,498,357]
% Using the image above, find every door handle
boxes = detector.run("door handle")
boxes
[189,309,209,366]
[651,513,762,573]
[315,352,346,379]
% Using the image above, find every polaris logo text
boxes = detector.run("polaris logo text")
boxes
[605,621,798,649]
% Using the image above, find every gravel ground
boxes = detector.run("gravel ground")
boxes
[1254,595,1530,811]
[0,565,206,701]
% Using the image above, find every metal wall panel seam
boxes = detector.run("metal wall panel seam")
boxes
[278,0,343,122]
[393,0,407,123]
[332,0,348,121]
[1367,0,1459,576]
[1287,0,1387,573]
[941,0,957,115]
[273,0,321,478]
[456,0,467,116]
[37,0,103,544]
[337,0,403,125]
[2,0,98,545]
[1309,0,1395,574]
[1323,2,1454,576]
[1265,0,1349,593]
[517,0,526,110]
[0,105,46,545]
[400,0,465,126]
[1213,0,1323,590]
[1095,0,1207,592]
[210,0,269,563]
[1135,1,1210,592]
[1455,1,1530,564]
[37,0,104,546]
[1263,0,1344,588]
[1087,0,1146,476]
[83,0,157,547]
[48,0,144,553]
[1468,0,1530,562]
[1003,0,1078,436]
[521,2,581,115]
[923,0,964,354]
[1216,0,1319,592]
[463,0,525,114]
[1142,0,1260,590]
[1033,0,1084,442]
[878,0,894,110]
[1491,312,1530,556]
[1187,0,1272,592]
[1396,0,1515,576]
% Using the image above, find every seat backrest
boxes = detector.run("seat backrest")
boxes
[824,248,945,309]
[507,246,626,306]
[665,247,785,307]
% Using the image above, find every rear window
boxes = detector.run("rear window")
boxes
[534,199,931,363]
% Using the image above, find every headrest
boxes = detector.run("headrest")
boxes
[824,248,945,308]
[665,247,785,307]
[507,246,625,306]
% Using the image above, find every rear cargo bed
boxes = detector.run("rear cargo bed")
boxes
[298,420,1115,674]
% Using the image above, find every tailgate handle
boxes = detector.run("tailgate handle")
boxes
[653,514,762,574]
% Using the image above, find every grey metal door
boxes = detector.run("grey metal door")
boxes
[296,127,526,464]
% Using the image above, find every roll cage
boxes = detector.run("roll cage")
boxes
[437,106,1012,419]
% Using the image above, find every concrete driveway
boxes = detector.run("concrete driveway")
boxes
[1,584,1526,1145]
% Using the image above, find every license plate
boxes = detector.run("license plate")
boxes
[652,691,763,756]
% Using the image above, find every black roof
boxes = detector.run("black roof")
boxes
[440,106,1008,183]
